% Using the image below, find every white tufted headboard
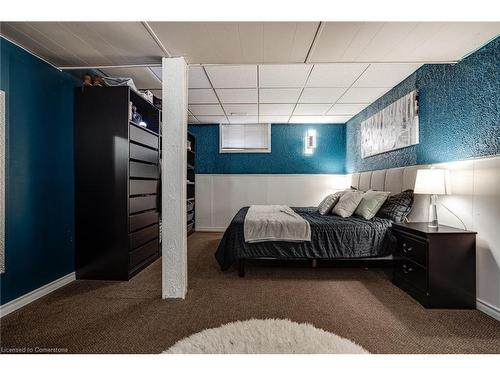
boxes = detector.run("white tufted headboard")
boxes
[350,165,431,222]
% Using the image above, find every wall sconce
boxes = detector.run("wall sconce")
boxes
[304,129,317,155]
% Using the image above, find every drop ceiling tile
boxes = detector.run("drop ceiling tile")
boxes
[188,104,225,116]
[189,66,211,88]
[289,115,352,124]
[205,65,257,88]
[293,104,332,116]
[353,63,422,87]
[259,88,302,103]
[216,89,258,103]
[306,63,369,87]
[223,104,258,116]
[196,115,228,124]
[258,115,291,123]
[338,87,390,103]
[228,116,258,124]
[259,104,296,116]
[328,103,369,115]
[299,88,346,103]
[188,89,219,104]
[259,64,313,88]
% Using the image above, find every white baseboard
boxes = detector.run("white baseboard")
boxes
[195,227,227,232]
[0,272,75,318]
[477,298,500,321]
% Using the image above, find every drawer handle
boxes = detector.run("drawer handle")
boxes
[402,264,413,274]
[402,242,413,253]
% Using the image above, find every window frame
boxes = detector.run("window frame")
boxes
[219,123,272,154]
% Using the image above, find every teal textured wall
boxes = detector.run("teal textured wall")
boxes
[0,38,76,304]
[188,123,346,174]
[346,36,500,172]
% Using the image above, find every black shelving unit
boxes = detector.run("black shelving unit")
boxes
[187,132,196,236]
[74,86,161,280]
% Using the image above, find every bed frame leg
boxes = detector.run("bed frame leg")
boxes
[312,258,317,268]
[238,259,246,277]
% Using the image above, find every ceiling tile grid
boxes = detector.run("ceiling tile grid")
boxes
[188,62,424,124]
[3,21,498,124]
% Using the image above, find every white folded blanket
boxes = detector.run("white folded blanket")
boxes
[244,205,311,243]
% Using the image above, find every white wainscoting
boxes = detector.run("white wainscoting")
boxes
[195,174,350,231]
[433,156,500,319]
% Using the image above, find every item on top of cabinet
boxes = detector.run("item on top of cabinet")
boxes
[82,73,93,87]
[140,90,154,104]
[93,76,105,87]
[102,77,137,92]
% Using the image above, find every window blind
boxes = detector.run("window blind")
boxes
[220,124,270,152]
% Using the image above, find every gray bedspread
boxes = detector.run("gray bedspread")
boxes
[215,207,393,271]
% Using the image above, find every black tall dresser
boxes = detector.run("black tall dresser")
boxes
[75,86,161,280]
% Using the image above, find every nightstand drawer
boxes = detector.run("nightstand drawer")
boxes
[394,258,427,293]
[394,232,427,267]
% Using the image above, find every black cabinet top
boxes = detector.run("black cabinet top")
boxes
[392,222,477,236]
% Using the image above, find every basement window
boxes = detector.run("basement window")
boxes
[219,123,271,153]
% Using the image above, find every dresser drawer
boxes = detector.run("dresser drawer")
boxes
[130,161,158,179]
[394,257,427,293]
[129,195,157,214]
[130,179,157,196]
[129,239,158,270]
[130,143,158,164]
[394,232,427,267]
[130,125,158,149]
[129,211,159,232]
[129,223,159,250]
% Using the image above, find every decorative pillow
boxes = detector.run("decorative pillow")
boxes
[317,191,345,215]
[332,191,364,218]
[354,190,390,220]
[376,189,414,223]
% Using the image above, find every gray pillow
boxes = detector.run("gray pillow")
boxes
[332,190,364,218]
[317,191,344,215]
[354,190,390,220]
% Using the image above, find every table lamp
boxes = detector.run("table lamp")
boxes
[414,169,449,228]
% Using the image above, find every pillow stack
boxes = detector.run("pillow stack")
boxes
[317,188,408,220]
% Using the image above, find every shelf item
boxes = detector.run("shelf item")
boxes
[75,86,161,281]
[187,199,195,213]
[187,132,196,235]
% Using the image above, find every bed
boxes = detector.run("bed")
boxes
[214,166,422,276]
[215,206,394,275]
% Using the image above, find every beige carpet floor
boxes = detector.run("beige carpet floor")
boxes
[1,232,500,354]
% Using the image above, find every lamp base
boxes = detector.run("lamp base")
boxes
[428,194,439,228]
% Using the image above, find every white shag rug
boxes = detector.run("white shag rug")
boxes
[164,319,369,354]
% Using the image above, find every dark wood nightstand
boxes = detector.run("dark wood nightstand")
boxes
[391,222,477,309]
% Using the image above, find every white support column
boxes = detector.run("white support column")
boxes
[162,57,188,299]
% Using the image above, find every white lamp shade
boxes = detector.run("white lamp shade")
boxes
[414,169,449,195]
